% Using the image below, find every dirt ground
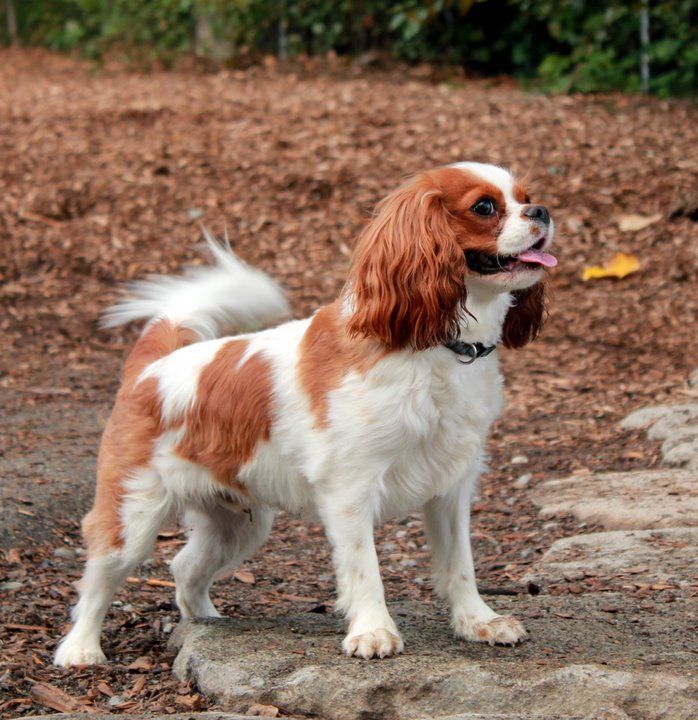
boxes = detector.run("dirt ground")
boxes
[0,49,697,716]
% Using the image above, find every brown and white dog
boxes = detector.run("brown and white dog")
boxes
[55,162,556,665]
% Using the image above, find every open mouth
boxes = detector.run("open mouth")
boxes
[466,239,557,275]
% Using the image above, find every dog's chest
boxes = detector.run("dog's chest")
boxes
[353,351,505,501]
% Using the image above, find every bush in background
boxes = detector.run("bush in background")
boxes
[1,0,695,97]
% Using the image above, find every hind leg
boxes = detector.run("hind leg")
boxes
[172,503,274,619]
[54,469,172,666]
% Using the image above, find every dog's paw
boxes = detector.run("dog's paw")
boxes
[54,640,106,667]
[454,614,527,646]
[176,592,221,620]
[343,628,404,659]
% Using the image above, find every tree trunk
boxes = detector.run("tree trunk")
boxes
[640,0,650,93]
[5,0,19,46]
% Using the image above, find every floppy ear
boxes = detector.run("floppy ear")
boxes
[346,175,467,351]
[502,281,548,349]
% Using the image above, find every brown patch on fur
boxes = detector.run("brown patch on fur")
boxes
[346,167,510,350]
[122,320,199,385]
[476,626,491,640]
[502,281,549,349]
[298,301,384,428]
[84,320,198,555]
[176,339,272,491]
[513,182,530,204]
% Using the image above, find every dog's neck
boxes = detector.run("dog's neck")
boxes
[338,284,511,351]
[457,284,512,347]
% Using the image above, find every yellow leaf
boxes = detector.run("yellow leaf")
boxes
[616,213,662,232]
[582,253,640,281]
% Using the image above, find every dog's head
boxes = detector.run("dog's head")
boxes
[346,162,556,351]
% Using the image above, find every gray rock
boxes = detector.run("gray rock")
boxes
[662,434,698,468]
[530,469,697,530]
[649,413,698,441]
[52,546,76,560]
[0,581,22,591]
[170,597,698,720]
[523,526,697,587]
[620,403,698,431]
[19,715,256,720]
[513,473,532,489]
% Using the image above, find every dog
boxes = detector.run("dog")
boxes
[54,162,556,665]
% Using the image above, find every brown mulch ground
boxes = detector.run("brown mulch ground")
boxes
[1,48,697,717]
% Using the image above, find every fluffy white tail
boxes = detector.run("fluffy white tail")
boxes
[102,230,290,339]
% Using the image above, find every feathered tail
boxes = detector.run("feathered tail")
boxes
[102,231,290,383]
[102,229,289,340]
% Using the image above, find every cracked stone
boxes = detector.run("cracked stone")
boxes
[530,469,698,530]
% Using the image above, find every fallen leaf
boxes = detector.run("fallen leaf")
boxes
[126,675,148,697]
[582,253,640,281]
[616,212,662,232]
[144,578,176,588]
[6,548,21,564]
[31,683,79,713]
[96,681,113,698]
[126,656,153,671]
[175,693,201,710]
[234,568,256,584]
[2,623,50,632]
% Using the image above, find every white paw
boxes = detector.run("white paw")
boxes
[454,614,527,646]
[343,628,404,659]
[176,591,221,619]
[54,640,107,667]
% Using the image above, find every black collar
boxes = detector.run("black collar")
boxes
[443,339,497,364]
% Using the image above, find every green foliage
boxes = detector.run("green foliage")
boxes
[1,0,695,96]
[2,0,197,65]
[518,0,697,97]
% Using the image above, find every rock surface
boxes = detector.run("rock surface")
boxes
[16,715,255,720]
[529,469,698,529]
[523,526,697,586]
[171,596,698,720]
[620,402,698,468]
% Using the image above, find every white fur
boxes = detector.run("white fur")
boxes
[102,230,290,339]
[56,164,541,666]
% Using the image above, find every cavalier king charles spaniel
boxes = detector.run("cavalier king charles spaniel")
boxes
[55,162,556,665]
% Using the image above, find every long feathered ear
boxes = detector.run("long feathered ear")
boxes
[346,175,467,351]
[502,281,548,349]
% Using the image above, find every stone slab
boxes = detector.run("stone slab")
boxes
[15,711,588,720]
[620,403,698,434]
[522,526,698,587]
[662,434,698,469]
[170,597,698,720]
[621,403,698,468]
[17,716,254,720]
[530,469,698,530]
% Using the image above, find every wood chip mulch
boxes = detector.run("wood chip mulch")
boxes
[1,48,696,716]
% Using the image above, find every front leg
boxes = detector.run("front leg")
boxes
[318,493,403,659]
[423,477,527,646]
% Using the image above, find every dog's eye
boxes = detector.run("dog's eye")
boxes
[471,198,497,217]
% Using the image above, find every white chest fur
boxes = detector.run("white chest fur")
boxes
[244,289,511,521]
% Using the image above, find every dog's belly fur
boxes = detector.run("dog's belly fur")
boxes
[153,342,505,524]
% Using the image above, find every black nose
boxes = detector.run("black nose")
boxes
[523,205,550,225]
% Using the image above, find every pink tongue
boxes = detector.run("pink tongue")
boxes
[517,249,558,268]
